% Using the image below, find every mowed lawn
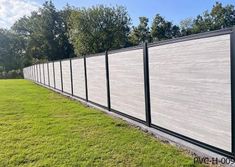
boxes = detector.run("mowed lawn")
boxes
[0,80,202,166]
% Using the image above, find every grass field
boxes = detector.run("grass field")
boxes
[0,80,202,166]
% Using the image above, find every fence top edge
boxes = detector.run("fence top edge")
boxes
[148,27,233,48]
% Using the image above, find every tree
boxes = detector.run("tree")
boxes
[211,2,235,29]
[129,17,151,45]
[189,2,235,34]
[0,29,27,71]
[68,5,131,55]
[12,1,75,61]
[151,14,180,41]
[180,18,194,36]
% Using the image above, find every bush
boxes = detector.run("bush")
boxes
[0,70,23,79]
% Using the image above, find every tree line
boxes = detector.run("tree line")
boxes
[0,1,235,76]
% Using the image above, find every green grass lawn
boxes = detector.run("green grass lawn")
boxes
[0,79,202,166]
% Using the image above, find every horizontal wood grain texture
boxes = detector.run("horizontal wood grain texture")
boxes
[61,60,72,94]
[109,49,146,121]
[48,63,54,88]
[149,34,231,151]
[44,63,49,86]
[86,55,107,107]
[40,64,44,84]
[54,62,62,90]
[72,59,86,99]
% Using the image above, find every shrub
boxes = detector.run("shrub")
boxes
[0,70,23,79]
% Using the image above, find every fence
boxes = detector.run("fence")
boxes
[23,27,235,158]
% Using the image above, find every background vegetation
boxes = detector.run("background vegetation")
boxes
[0,1,235,78]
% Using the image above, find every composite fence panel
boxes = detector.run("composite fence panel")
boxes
[86,55,107,107]
[29,66,32,80]
[149,34,231,151]
[32,66,34,80]
[44,63,49,86]
[72,58,86,99]
[34,65,37,81]
[54,61,62,91]
[32,67,34,80]
[28,67,30,80]
[27,67,30,80]
[35,65,37,81]
[48,62,54,88]
[37,64,40,82]
[33,65,35,81]
[30,67,32,80]
[40,64,44,84]
[30,66,32,80]
[109,49,146,121]
[62,60,72,94]
[38,64,42,83]
[23,68,26,79]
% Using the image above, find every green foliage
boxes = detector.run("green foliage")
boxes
[0,29,27,71]
[12,1,75,61]
[0,70,23,79]
[68,5,131,55]
[184,2,235,34]
[0,80,202,166]
[129,17,151,46]
[151,14,181,41]
[180,18,194,36]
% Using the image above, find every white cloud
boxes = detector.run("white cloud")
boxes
[0,0,40,29]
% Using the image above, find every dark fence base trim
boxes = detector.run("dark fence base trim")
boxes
[111,109,146,125]
[151,124,235,159]
[88,100,108,110]
[62,91,72,96]
[73,95,87,102]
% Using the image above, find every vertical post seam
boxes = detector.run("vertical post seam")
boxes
[70,59,74,96]
[105,51,111,111]
[143,42,151,127]
[84,55,88,101]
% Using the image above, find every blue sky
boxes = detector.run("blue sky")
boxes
[0,0,234,29]
[38,0,235,25]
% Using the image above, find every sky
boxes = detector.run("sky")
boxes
[0,0,235,29]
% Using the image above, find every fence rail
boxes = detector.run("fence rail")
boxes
[23,27,235,158]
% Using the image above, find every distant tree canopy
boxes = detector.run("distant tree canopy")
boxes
[182,2,235,35]
[129,17,151,45]
[151,14,181,41]
[0,29,27,71]
[0,1,235,73]
[12,1,75,62]
[68,5,131,55]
